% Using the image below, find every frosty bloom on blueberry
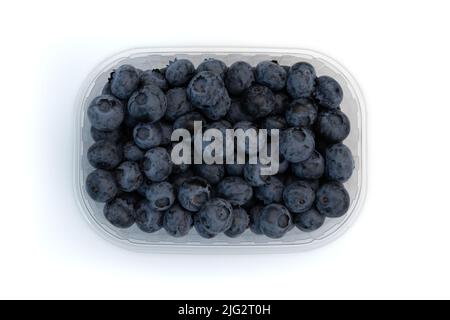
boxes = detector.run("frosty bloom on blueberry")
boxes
[84,57,356,240]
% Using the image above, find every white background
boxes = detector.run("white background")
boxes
[0,0,449,299]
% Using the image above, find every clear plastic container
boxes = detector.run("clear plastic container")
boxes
[74,48,367,253]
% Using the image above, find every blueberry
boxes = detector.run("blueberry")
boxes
[159,121,173,146]
[163,204,193,237]
[173,111,206,134]
[316,110,350,143]
[193,213,216,239]
[255,176,284,204]
[187,71,231,120]
[286,62,316,99]
[88,95,124,131]
[225,163,244,176]
[140,69,169,91]
[260,115,287,131]
[243,163,270,187]
[225,100,252,124]
[291,150,325,179]
[144,181,175,211]
[90,126,122,143]
[114,161,143,192]
[123,141,144,162]
[128,85,167,123]
[225,207,249,238]
[325,143,354,182]
[225,61,254,96]
[178,177,212,212]
[133,122,162,149]
[103,194,136,228]
[285,98,318,127]
[109,65,140,100]
[272,92,290,115]
[143,147,173,182]
[196,58,228,79]
[313,76,343,109]
[135,200,163,233]
[293,208,324,232]
[216,176,253,206]
[259,204,293,239]
[249,205,264,235]
[316,182,350,218]
[193,164,225,185]
[280,127,315,163]
[283,181,315,213]
[165,88,193,121]
[87,140,122,170]
[195,198,233,235]
[165,59,195,87]
[243,85,275,118]
[85,169,118,202]
[255,60,287,91]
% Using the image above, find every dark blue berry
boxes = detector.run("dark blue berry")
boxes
[163,204,193,237]
[243,85,275,118]
[193,164,225,185]
[280,127,315,163]
[87,140,122,170]
[135,200,163,233]
[243,163,270,187]
[249,205,264,235]
[88,95,124,131]
[313,76,343,109]
[225,100,252,124]
[103,194,136,228]
[128,85,167,123]
[196,58,227,79]
[140,69,169,91]
[165,88,193,121]
[285,98,318,127]
[255,176,284,204]
[272,92,290,115]
[85,169,118,202]
[225,61,254,96]
[172,111,206,134]
[133,122,162,149]
[225,207,249,238]
[90,126,122,143]
[145,181,175,211]
[165,59,195,87]
[316,182,350,218]
[255,60,287,91]
[143,147,173,182]
[110,65,140,100]
[123,141,144,162]
[286,62,316,99]
[291,150,325,179]
[178,177,212,212]
[225,163,244,176]
[194,213,216,239]
[316,110,350,143]
[260,204,293,239]
[294,208,325,232]
[216,176,253,206]
[115,161,143,192]
[195,198,233,235]
[325,143,354,182]
[283,181,315,213]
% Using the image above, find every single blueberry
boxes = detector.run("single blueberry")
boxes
[103,194,136,228]
[243,163,270,187]
[316,109,350,143]
[286,62,316,99]
[196,58,228,79]
[178,177,212,212]
[194,213,217,239]
[225,61,255,96]
[140,69,169,91]
[133,122,162,149]
[216,176,253,206]
[255,60,287,91]
[285,98,318,127]
[123,141,144,162]
[135,200,163,233]
[87,140,122,170]
[294,208,325,232]
[165,59,195,87]
[115,161,143,192]
[283,181,315,213]
[85,169,118,202]
[163,204,193,237]
[195,198,233,235]
[291,150,325,180]
[259,204,293,239]
[109,64,140,100]
[128,85,167,123]
[225,207,249,238]
[316,181,350,218]
[88,95,124,131]
[145,181,175,211]
[143,147,173,182]
[165,87,193,122]
[313,76,343,109]
[193,164,225,185]
[325,143,354,182]
[243,85,276,118]
[255,176,284,205]
[280,127,315,163]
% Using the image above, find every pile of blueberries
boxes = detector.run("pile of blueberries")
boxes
[85,57,354,239]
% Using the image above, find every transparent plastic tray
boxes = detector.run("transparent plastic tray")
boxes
[74,47,367,253]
